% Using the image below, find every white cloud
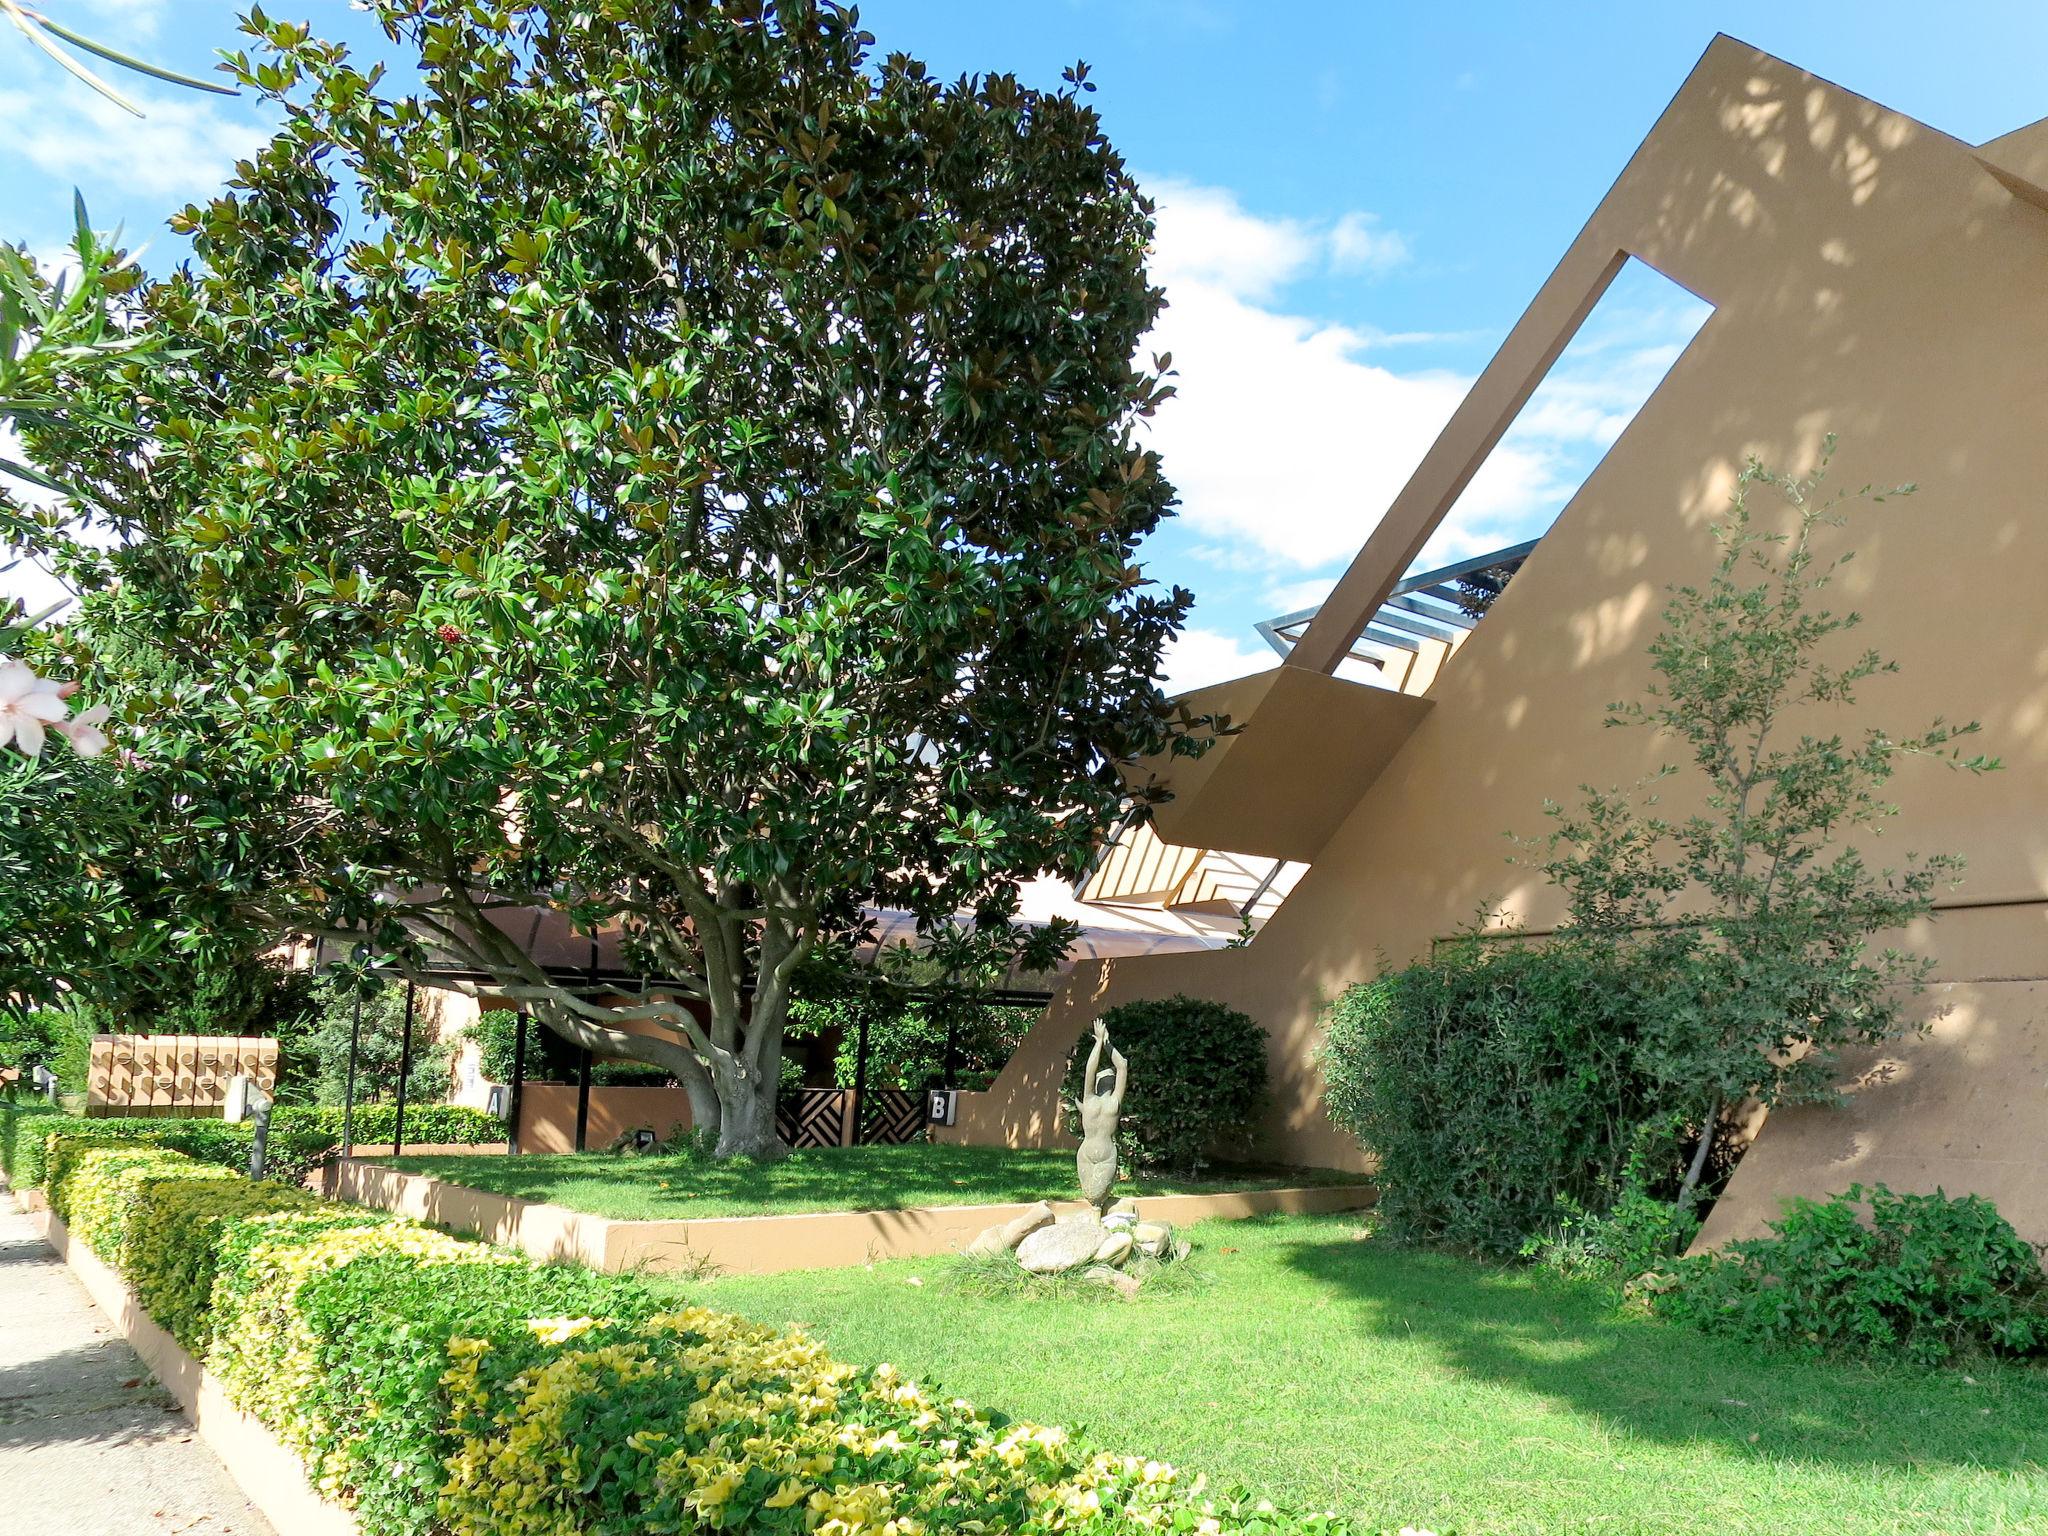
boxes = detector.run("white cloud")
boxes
[1142,180,1710,580]
[1159,625,1278,696]
[76,0,168,39]
[1148,181,1322,304]
[1328,211,1409,275]
[0,78,266,206]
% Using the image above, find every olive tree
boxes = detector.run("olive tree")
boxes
[11,1,1202,1156]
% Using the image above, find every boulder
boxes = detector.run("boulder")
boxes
[1132,1220,1173,1258]
[1093,1229,1134,1267]
[1016,1214,1108,1274]
[1107,1196,1141,1220]
[963,1201,1056,1258]
[1082,1264,1142,1298]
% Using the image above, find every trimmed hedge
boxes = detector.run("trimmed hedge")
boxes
[48,1143,1359,1536]
[0,1101,504,1189]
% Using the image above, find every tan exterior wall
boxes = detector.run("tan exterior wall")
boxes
[962,39,2048,1239]
[514,1083,694,1153]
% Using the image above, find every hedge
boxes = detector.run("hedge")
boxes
[0,1101,504,1189]
[46,1143,1357,1536]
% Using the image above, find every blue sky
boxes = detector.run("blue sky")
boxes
[6,1,2048,688]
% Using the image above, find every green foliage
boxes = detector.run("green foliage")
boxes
[785,955,1037,1091]
[0,1101,502,1188]
[1320,938,1696,1256]
[1064,994,1268,1175]
[1656,1185,2048,1364]
[1523,1178,1702,1289]
[297,976,452,1107]
[0,1003,91,1090]
[471,1008,669,1087]
[124,1174,320,1348]
[56,1144,1360,1536]
[13,0,1204,1158]
[1528,442,1995,1198]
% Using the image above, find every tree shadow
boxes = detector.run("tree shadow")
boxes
[1272,1220,2048,1476]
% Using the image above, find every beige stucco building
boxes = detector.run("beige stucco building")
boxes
[947,36,2048,1247]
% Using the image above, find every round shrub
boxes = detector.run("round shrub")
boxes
[1063,994,1268,1175]
[1654,1184,2048,1364]
[1318,936,1682,1256]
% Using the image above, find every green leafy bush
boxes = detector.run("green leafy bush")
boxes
[124,1175,322,1348]
[0,1102,503,1190]
[1654,1184,2048,1364]
[1319,937,1687,1256]
[53,1144,1358,1536]
[1063,995,1268,1175]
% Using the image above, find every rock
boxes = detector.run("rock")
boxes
[1106,1197,1140,1220]
[1082,1264,1142,1298]
[1103,1211,1136,1231]
[964,1201,1056,1258]
[1093,1229,1134,1267]
[1133,1220,1172,1258]
[1016,1214,1108,1274]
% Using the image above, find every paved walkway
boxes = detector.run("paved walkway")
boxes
[0,1198,274,1536]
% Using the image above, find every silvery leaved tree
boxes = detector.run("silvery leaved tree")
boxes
[8,0,1204,1156]
[1532,441,1998,1204]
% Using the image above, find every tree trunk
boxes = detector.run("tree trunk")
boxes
[711,1060,787,1161]
[1676,1097,1722,1211]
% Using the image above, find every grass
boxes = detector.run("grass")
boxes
[380,1143,1359,1220]
[681,1213,2048,1536]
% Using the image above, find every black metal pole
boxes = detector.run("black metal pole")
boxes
[851,1009,870,1147]
[392,979,417,1156]
[506,1013,527,1155]
[341,990,363,1161]
[575,1046,593,1153]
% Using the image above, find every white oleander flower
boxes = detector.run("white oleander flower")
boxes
[0,659,70,755]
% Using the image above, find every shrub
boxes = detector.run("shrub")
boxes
[50,1145,1358,1536]
[46,1140,240,1261]
[1318,937,1685,1256]
[0,1102,503,1190]
[1064,995,1268,1175]
[1654,1184,2048,1364]
[125,1175,321,1348]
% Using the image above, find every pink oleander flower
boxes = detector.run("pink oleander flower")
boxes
[0,659,69,755]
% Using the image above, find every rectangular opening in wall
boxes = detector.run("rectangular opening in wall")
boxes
[1258,255,1713,689]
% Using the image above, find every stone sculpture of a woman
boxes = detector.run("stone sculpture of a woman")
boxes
[1076,1017,1128,1212]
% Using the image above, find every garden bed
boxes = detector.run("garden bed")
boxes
[339,1147,1374,1275]
[690,1212,2048,1536]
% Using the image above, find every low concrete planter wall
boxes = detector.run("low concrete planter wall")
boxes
[27,1203,359,1536]
[332,1159,1377,1277]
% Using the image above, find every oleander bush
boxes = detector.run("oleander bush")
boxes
[47,1143,1361,1536]
[1652,1183,2048,1364]
[1063,995,1270,1175]
[0,1101,504,1189]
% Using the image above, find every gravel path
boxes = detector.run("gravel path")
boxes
[0,1197,274,1536]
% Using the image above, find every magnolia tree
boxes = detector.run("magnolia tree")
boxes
[10,1,1206,1156]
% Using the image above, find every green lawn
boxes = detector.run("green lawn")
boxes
[381,1144,1358,1220]
[683,1213,2048,1536]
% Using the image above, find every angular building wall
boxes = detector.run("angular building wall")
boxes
[948,36,2048,1243]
